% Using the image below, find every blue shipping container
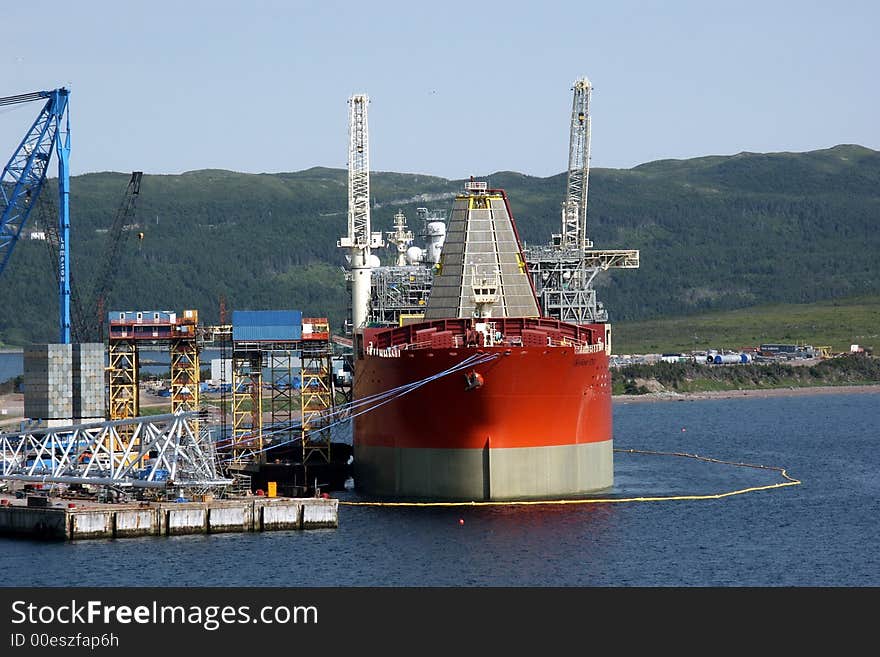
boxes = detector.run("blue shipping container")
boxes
[232,310,302,341]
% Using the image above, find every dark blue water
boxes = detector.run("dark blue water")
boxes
[2,392,877,586]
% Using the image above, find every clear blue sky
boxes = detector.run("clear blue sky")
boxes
[2,0,877,179]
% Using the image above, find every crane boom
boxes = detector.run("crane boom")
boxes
[347,94,371,251]
[0,87,71,343]
[72,171,143,343]
[337,94,383,333]
[562,77,592,251]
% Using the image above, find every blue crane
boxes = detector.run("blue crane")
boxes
[0,88,71,344]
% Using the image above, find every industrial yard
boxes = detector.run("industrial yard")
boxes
[0,93,355,522]
[2,79,876,526]
[0,80,634,513]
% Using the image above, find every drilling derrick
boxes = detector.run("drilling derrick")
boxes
[338,94,383,334]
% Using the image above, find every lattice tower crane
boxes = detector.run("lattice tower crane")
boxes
[77,171,143,343]
[562,77,593,251]
[337,94,383,333]
[0,88,71,343]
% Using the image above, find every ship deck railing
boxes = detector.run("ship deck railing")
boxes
[573,342,606,354]
[367,335,605,355]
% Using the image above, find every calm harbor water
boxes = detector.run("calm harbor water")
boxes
[2,391,877,587]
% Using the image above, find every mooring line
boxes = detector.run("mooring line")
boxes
[337,448,802,507]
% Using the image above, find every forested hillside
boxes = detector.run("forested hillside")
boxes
[1,144,878,346]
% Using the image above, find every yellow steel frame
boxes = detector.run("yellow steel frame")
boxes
[300,347,333,463]
[170,337,200,433]
[269,350,296,446]
[232,355,262,464]
[108,339,139,420]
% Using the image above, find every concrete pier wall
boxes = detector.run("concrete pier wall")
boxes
[164,505,208,535]
[303,498,338,529]
[0,507,68,540]
[115,509,159,537]
[208,504,253,533]
[71,510,114,539]
[0,496,337,541]
[259,500,303,530]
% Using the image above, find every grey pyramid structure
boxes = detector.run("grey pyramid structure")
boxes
[424,183,541,320]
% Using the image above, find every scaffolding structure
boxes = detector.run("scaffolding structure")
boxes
[269,350,297,445]
[107,310,200,439]
[108,339,139,433]
[231,350,263,465]
[300,347,332,463]
[170,338,199,418]
[215,317,335,469]
[104,311,337,476]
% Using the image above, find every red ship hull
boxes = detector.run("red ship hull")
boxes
[352,318,613,501]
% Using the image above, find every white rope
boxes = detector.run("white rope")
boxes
[217,352,499,462]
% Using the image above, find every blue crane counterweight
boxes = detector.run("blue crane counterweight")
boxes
[0,87,72,343]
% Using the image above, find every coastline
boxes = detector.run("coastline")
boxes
[612,383,880,403]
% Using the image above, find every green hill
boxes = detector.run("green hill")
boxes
[611,295,880,354]
[1,144,878,347]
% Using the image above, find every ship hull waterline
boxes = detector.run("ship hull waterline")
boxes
[353,344,613,501]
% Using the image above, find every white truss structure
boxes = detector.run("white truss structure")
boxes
[526,246,640,323]
[0,412,231,490]
[338,93,384,332]
[562,77,593,250]
[344,94,371,250]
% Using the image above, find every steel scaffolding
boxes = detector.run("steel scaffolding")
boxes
[300,346,333,464]
[231,352,262,464]
[170,338,199,416]
[107,311,201,438]
[108,339,139,440]
[269,350,297,445]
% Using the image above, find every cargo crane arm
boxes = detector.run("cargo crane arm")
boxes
[337,94,383,333]
[0,88,72,343]
[561,78,593,251]
[72,171,143,343]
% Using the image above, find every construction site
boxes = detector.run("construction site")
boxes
[0,77,635,534]
[0,89,354,536]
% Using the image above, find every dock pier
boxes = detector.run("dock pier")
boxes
[0,495,338,540]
